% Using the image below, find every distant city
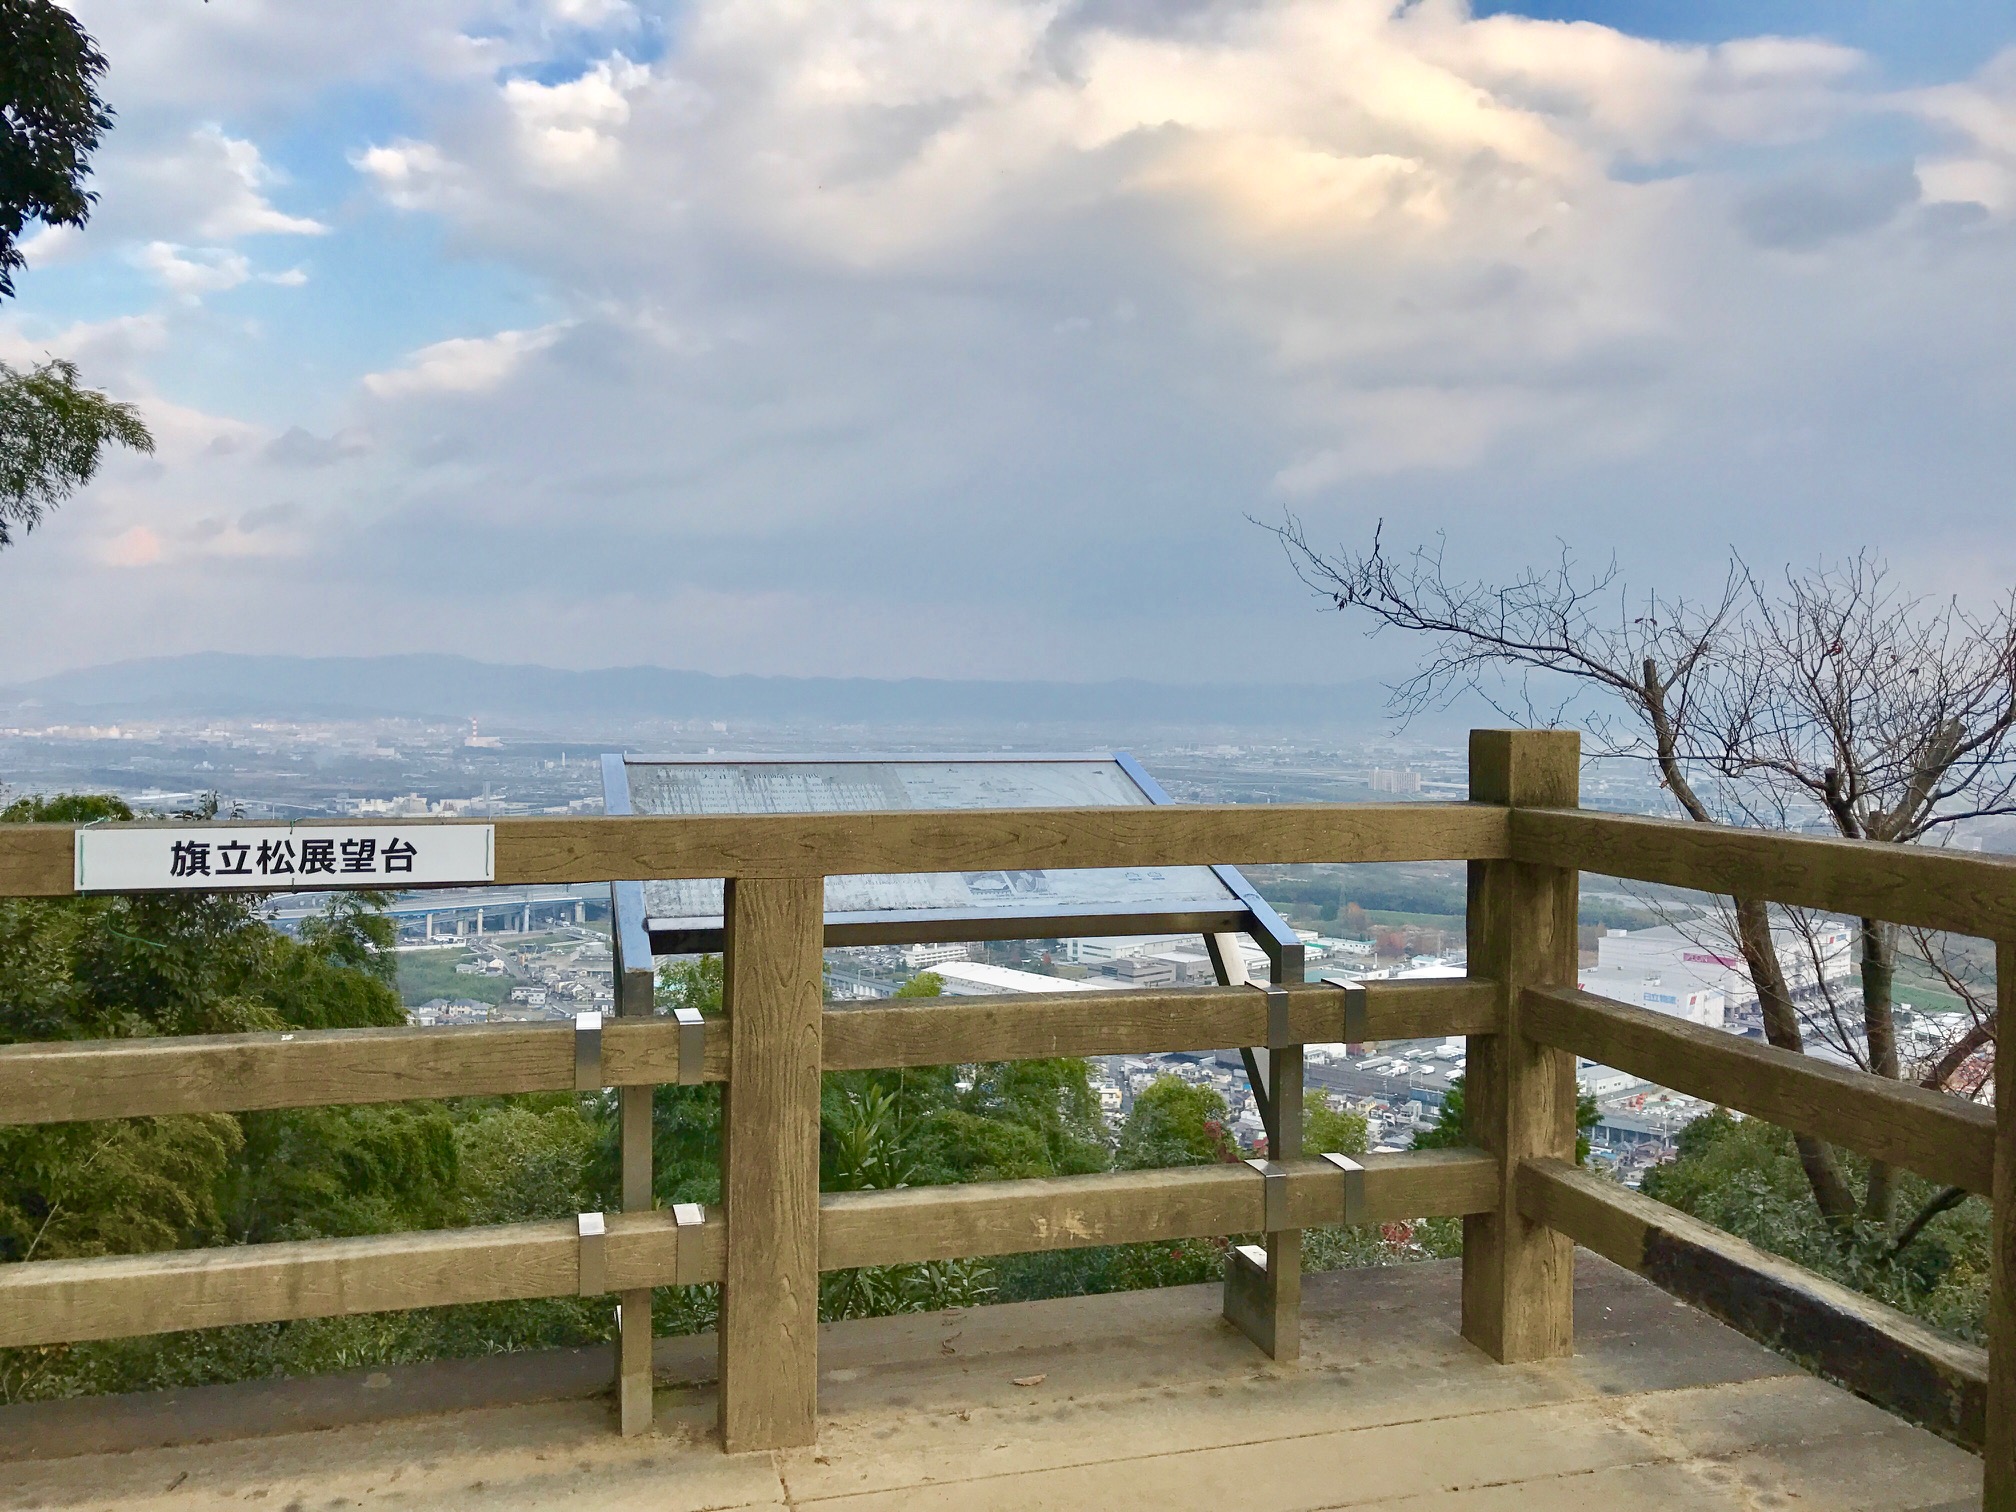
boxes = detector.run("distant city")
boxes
[4,664,2002,1189]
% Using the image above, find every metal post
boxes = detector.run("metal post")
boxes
[612,932,655,1435]
[1213,933,1306,1360]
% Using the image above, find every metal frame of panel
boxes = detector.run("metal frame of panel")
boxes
[603,752,1303,967]
[598,750,1312,1414]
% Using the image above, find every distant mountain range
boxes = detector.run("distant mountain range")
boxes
[0,654,1439,733]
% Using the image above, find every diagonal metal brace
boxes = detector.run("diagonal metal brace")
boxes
[1239,1047,1274,1134]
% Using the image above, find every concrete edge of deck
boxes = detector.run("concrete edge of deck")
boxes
[0,1256,1989,1512]
[0,1253,1991,1473]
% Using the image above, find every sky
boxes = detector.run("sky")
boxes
[4,0,2015,685]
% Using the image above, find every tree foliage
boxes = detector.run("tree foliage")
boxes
[0,358,154,547]
[1305,1089,1369,1157]
[0,796,622,1403]
[0,901,1489,1403]
[0,5,154,548]
[1266,521,2010,1260]
[1115,1075,1236,1169]
[0,0,111,300]
[1411,1075,1598,1164]
[1643,1110,1991,1343]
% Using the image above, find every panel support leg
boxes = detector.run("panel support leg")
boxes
[611,886,659,1436]
[616,1084,653,1436]
[1209,933,1303,1361]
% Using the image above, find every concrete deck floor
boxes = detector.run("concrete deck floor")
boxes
[0,1254,1985,1512]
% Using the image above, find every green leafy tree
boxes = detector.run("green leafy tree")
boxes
[1115,1075,1236,1169]
[1412,1074,1599,1163]
[1643,1110,1990,1343]
[0,0,109,298]
[0,2,153,547]
[817,1071,993,1319]
[1304,1090,1369,1157]
[225,1103,462,1244]
[457,1097,601,1226]
[0,359,153,547]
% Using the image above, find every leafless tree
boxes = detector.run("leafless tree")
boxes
[1266,519,2014,1253]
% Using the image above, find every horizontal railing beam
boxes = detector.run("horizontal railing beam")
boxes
[0,1019,725,1126]
[820,1150,1497,1270]
[0,803,1511,898]
[1519,1157,1988,1449]
[1,979,1500,1125]
[0,1210,711,1349]
[1522,984,1996,1193]
[1512,807,2016,941]
[0,1153,1492,1349]
[823,977,1498,1071]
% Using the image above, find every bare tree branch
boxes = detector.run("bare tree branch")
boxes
[1262,522,2016,1245]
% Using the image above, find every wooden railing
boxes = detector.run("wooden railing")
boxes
[0,731,2008,1506]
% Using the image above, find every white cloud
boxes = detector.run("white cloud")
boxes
[192,127,329,239]
[12,3,2016,683]
[133,242,253,300]
[18,223,83,268]
[93,126,327,247]
[1909,45,2016,216]
[361,324,568,398]
[352,139,461,211]
[503,54,650,181]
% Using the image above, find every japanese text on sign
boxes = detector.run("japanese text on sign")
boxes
[75,825,494,893]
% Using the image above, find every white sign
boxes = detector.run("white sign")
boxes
[74,825,495,893]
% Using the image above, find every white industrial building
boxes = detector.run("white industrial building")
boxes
[902,941,971,970]
[1592,921,1853,1007]
[1577,965,1726,1029]
[1059,934,1208,965]
[1063,933,1277,982]
[927,961,1128,996]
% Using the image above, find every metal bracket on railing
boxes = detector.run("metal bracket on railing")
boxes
[578,1210,608,1295]
[674,1007,706,1085]
[1322,1152,1366,1226]
[673,1202,706,1286]
[1330,977,1370,1045]
[574,1011,604,1091]
[1245,1157,1291,1232]
[1249,982,1292,1050]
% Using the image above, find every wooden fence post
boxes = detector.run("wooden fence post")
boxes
[1986,942,2014,1509]
[718,875,825,1451]
[1462,729,1580,1363]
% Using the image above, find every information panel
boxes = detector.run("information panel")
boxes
[75,824,496,893]
[622,756,1242,934]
